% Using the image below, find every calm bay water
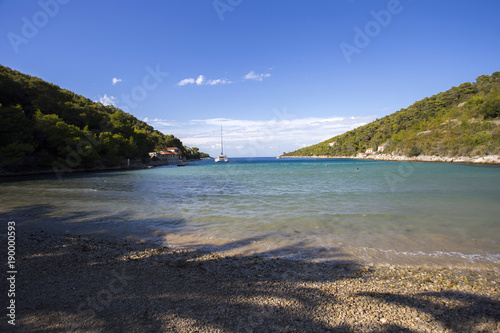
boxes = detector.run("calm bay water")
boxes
[1,158,499,267]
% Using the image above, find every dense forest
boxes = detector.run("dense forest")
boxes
[284,72,500,158]
[0,65,208,174]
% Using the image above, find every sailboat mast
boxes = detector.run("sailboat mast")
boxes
[220,125,223,155]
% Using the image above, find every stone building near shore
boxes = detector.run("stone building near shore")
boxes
[149,149,182,163]
[357,147,375,158]
[377,142,389,152]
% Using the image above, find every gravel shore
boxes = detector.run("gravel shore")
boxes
[2,225,499,333]
[282,155,500,165]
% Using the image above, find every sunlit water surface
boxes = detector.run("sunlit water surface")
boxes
[1,158,499,267]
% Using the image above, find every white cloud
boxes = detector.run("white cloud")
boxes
[144,113,376,157]
[177,75,231,86]
[195,75,205,85]
[112,77,122,85]
[243,70,271,81]
[207,78,231,85]
[177,70,271,87]
[177,78,195,86]
[143,117,180,127]
[98,94,116,106]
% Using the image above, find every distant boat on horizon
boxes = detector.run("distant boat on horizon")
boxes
[215,125,228,163]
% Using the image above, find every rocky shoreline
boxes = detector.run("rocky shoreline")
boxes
[367,154,500,164]
[0,159,199,178]
[3,223,499,332]
[282,154,500,165]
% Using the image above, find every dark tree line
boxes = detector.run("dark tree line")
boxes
[0,65,208,171]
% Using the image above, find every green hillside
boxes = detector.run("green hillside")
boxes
[283,72,500,158]
[0,65,207,173]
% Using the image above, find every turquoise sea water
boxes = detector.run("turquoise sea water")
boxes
[1,158,499,267]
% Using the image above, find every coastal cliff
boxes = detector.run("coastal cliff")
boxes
[283,72,500,161]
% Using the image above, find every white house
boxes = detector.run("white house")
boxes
[377,142,389,152]
[149,150,181,163]
[166,147,181,153]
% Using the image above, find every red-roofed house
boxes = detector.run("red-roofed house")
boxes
[357,147,375,158]
[149,150,181,163]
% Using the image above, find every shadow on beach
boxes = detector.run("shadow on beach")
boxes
[1,205,499,332]
[358,291,500,333]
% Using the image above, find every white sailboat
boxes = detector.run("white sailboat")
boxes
[214,126,228,163]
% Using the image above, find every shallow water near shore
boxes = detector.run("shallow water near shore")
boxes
[1,158,499,267]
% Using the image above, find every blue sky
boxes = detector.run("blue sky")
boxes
[1,0,499,157]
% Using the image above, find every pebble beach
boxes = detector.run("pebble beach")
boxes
[4,224,499,333]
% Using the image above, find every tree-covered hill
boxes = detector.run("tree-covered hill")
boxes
[283,72,500,158]
[0,65,207,174]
